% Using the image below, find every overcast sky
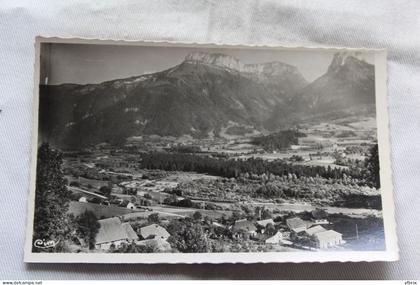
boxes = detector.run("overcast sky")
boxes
[41,43,374,85]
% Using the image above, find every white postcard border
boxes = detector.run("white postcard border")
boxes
[24,37,398,263]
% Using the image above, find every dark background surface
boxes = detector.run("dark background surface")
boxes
[25,262,401,279]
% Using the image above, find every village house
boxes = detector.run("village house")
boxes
[256,218,274,228]
[139,224,171,240]
[121,222,139,241]
[95,217,138,250]
[135,236,172,252]
[312,219,329,225]
[305,225,327,235]
[232,219,257,237]
[256,218,275,234]
[265,231,283,244]
[313,230,343,249]
[286,217,312,233]
[78,196,88,203]
[302,225,344,249]
[120,200,136,210]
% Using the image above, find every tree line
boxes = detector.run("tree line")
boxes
[251,130,306,151]
[139,144,380,188]
[140,152,360,181]
[33,144,101,252]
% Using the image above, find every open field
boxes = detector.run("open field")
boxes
[68,201,142,219]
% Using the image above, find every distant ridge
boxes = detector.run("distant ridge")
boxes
[267,52,376,129]
[39,52,375,148]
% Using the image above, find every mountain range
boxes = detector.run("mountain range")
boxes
[39,51,376,148]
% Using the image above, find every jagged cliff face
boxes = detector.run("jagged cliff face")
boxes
[184,52,308,103]
[185,52,244,71]
[39,51,375,148]
[185,52,307,84]
[305,52,375,108]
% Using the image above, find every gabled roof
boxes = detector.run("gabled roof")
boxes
[314,230,342,241]
[256,219,274,227]
[139,224,171,240]
[305,225,327,235]
[96,217,128,245]
[122,222,139,241]
[233,219,257,232]
[136,236,172,251]
[265,231,283,243]
[120,200,134,207]
[286,217,310,230]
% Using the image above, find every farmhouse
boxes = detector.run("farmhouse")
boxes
[232,219,257,237]
[78,196,88,203]
[139,224,171,240]
[122,222,139,241]
[313,230,343,249]
[95,217,138,250]
[305,225,327,235]
[136,236,172,252]
[120,200,136,210]
[256,218,275,234]
[286,217,311,233]
[256,219,274,228]
[265,231,283,244]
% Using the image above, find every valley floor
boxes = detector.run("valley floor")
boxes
[42,116,384,254]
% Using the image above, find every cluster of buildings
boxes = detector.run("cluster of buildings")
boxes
[81,210,343,252]
[286,217,343,249]
[231,216,343,250]
[94,217,172,252]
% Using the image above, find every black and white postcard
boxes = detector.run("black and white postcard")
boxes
[25,37,398,263]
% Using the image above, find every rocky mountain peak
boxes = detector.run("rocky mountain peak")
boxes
[184,52,244,71]
[184,52,303,79]
[243,61,300,76]
[328,52,370,73]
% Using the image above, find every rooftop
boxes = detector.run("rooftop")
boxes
[286,217,310,230]
[96,217,135,245]
[139,224,171,240]
[314,230,342,241]
[305,225,327,235]
[233,219,257,232]
[122,222,139,240]
[256,219,275,227]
